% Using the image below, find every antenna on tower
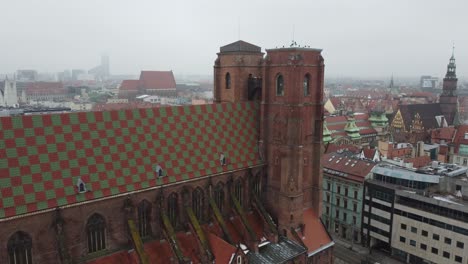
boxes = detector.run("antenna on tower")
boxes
[452,41,455,57]
[292,24,295,42]
[238,16,241,40]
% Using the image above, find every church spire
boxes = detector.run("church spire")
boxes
[446,44,457,79]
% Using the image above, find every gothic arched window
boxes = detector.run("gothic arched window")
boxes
[192,187,204,221]
[167,193,179,228]
[276,74,284,96]
[214,183,225,213]
[253,174,261,197]
[225,72,231,89]
[303,74,311,96]
[235,180,244,206]
[8,231,32,264]
[87,213,106,253]
[138,200,152,238]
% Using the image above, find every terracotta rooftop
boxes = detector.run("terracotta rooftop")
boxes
[322,152,377,183]
[0,102,262,219]
[324,143,360,154]
[207,232,237,264]
[25,82,66,95]
[92,101,157,111]
[119,80,140,91]
[139,71,176,90]
[299,209,333,256]
[326,113,377,139]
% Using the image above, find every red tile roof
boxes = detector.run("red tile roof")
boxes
[362,148,377,159]
[324,143,360,154]
[451,125,468,153]
[92,101,157,111]
[140,71,176,90]
[25,82,67,95]
[299,209,333,256]
[177,232,201,263]
[119,80,140,91]
[86,239,177,264]
[86,250,138,264]
[207,232,237,264]
[325,114,376,139]
[431,127,456,143]
[0,102,262,219]
[246,210,266,241]
[322,152,376,183]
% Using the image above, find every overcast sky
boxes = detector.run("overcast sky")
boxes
[1,0,467,79]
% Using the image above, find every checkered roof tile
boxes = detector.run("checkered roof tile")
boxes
[0,102,261,219]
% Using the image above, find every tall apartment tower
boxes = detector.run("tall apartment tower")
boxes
[439,49,458,125]
[214,40,325,236]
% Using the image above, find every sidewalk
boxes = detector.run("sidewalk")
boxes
[331,234,370,255]
[331,234,404,264]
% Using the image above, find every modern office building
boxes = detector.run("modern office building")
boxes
[363,162,468,264]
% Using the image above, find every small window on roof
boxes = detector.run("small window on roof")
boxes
[219,153,226,166]
[154,165,164,177]
[77,177,87,193]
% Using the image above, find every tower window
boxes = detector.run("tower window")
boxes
[303,74,311,96]
[138,200,152,238]
[87,213,106,253]
[167,193,179,228]
[192,187,204,221]
[225,73,231,89]
[8,231,32,264]
[276,74,284,96]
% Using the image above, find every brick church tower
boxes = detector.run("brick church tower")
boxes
[439,48,458,125]
[214,41,264,103]
[214,40,325,236]
[260,45,324,235]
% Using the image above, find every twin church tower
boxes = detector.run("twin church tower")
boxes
[213,40,325,234]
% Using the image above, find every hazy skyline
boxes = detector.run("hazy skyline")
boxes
[1,0,467,78]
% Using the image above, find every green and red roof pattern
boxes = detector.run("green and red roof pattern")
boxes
[0,102,261,219]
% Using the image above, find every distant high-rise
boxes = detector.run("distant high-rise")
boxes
[88,54,110,80]
[101,54,110,77]
[16,70,37,82]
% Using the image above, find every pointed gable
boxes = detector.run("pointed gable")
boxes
[139,71,176,90]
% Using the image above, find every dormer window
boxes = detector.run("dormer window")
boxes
[219,153,226,166]
[154,165,164,177]
[77,177,87,193]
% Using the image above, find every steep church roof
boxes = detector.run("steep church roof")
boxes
[0,102,262,219]
[396,103,444,131]
[139,71,176,90]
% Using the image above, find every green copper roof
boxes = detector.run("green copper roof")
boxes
[0,102,262,219]
[323,121,332,143]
